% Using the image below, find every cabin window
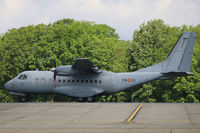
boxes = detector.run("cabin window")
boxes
[95,80,97,83]
[72,80,75,83]
[81,80,84,83]
[58,79,61,82]
[68,80,70,83]
[90,80,93,83]
[77,80,79,83]
[63,80,66,83]
[99,80,101,84]
[85,80,88,83]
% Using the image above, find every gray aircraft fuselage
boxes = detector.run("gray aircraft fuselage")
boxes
[5,71,162,97]
[4,32,196,101]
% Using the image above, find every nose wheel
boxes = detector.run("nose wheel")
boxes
[19,96,27,102]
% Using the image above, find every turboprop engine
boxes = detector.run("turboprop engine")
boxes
[51,65,80,76]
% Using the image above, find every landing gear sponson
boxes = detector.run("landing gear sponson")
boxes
[78,97,95,102]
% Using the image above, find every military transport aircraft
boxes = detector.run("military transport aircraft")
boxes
[4,32,196,102]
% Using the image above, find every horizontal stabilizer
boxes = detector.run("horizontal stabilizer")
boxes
[162,72,194,77]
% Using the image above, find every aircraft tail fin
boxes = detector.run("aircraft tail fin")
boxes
[136,32,196,77]
[163,32,196,73]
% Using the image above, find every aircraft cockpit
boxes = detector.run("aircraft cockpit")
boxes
[18,74,28,80]
[4,72,31,93]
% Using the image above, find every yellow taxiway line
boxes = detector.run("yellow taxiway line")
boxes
[126,104,142,123]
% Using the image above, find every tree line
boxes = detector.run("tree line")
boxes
[0,18,199,102]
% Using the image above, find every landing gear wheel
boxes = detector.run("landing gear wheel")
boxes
[87,97,94,102]
[78,97,85,102]
[20,97,26,102]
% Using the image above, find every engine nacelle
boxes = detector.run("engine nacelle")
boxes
[54,65,80,76]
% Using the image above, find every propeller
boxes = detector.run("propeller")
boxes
[51,59,57,88]
[53,69,57,88]
[50,67,57,88]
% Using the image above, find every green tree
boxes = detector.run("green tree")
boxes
[0,18,128,102]
[129,19,200,102]
[1,18,199,103]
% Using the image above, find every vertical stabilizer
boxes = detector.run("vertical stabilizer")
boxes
[164,32,196,72]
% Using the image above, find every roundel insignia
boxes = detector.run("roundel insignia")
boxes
[128,78,131,82]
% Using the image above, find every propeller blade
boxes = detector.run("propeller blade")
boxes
[53,60,57,88]
[54,70,56,88]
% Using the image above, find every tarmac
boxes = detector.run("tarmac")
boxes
[0,103,200,133]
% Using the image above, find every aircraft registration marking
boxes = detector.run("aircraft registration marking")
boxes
[122,78,136,82]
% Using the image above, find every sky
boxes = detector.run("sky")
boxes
[0,0,200,40]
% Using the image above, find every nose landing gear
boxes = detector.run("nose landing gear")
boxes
[20,97,27,102]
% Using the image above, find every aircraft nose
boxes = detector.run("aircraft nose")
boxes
[4,81,11,90]
[4,82,9,90]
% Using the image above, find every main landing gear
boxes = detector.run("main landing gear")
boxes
[78,97,95,102]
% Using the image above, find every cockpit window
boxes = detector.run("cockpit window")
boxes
[18,74,27,80]
[22,75,27,80]
[18,75,23,79]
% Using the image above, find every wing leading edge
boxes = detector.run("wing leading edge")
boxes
[54,58,102,76]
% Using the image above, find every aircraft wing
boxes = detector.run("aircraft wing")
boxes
[72,58,102,73]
